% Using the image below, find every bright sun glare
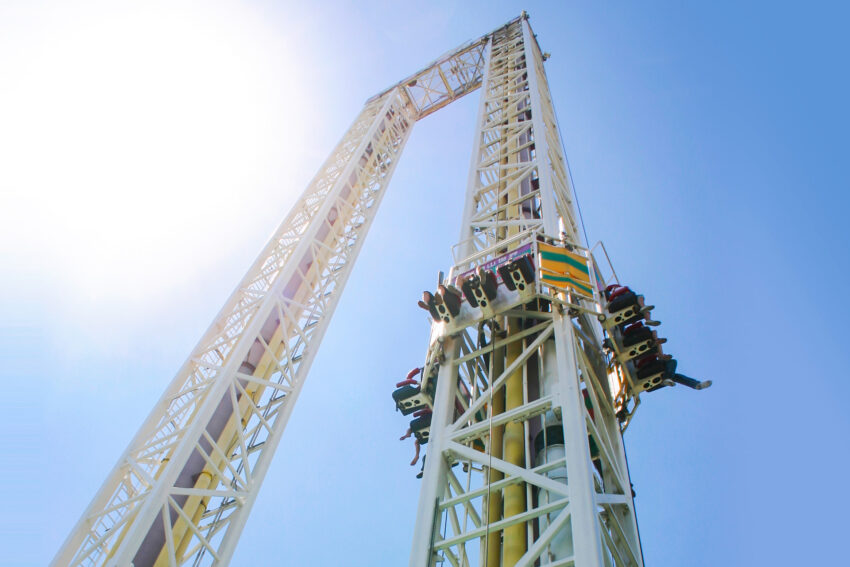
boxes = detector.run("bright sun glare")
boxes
[0,2,302,310]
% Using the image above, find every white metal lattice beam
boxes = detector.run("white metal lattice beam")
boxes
[408,14,644,567]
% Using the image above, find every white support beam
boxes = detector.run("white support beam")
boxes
[514,506,572,567]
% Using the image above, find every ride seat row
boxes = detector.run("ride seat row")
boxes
[417,255,537,324]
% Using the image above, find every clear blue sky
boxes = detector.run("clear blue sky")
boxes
[1,1,847,565]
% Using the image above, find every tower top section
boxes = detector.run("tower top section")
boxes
[368,15,530,120]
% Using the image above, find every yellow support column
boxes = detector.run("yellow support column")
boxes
[485,333,505,567]
[502,318,527,565]
[173,471,214,560]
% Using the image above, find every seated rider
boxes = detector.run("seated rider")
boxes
[663,358,711,390]
[604,285,638,312]
[604,285,658,326]
[621,321,659,347]
[400,428,425,477]
[639,356,711,391]
[401,407,432,478]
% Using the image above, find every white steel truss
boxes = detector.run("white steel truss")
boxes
[53,13,645,567]
[51,87,424,567]
[408,16,643,567]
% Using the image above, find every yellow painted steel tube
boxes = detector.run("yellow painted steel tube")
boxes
[502,318,527,564]
[485,337,505,567]
[174,471,214,559]
[501,34,529,563]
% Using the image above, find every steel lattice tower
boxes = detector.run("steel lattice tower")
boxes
[54,14,654,567]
